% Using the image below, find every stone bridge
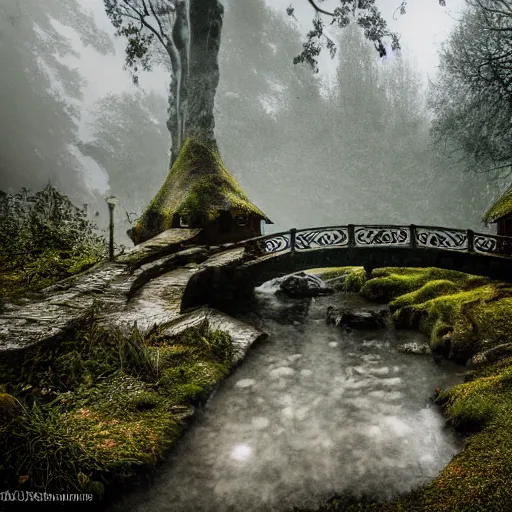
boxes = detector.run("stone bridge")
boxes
[1,224,511,358]
[181,224,512,311]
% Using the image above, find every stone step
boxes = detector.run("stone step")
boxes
[0,244,245,355]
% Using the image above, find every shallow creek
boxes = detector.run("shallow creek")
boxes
[107,279,464,512]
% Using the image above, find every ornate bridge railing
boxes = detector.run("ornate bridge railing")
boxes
[237,225,512,259]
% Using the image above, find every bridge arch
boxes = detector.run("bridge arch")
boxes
[180,225,512,313]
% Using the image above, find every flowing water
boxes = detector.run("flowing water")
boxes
[107,278,464,512]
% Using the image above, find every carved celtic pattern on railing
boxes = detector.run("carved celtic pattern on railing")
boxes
[354,226,409,246]
[263,234,291,254]
[474,234,512,257]
[241,225,512,260]
[295,228,349,251]
[415,228,468,251]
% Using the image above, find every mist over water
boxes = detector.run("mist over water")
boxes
[106,279,463,512]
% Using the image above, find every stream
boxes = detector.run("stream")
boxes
[106,277,464,512]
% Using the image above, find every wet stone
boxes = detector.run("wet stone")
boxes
[326,306,389,329]
[276,272,335,299]
[397,341,433,355]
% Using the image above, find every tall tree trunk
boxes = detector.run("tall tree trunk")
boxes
[168,0,224,167]
[167,66,181,166]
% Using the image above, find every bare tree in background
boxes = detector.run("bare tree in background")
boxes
[429,0,512,175]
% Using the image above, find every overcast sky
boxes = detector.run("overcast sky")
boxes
[274,0,466,79]
[53,0,466,193]
[68,0,466,105]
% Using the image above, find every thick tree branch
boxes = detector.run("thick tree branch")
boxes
[140,0,150,16]
[307,0,334,17]
[147,0,169,43]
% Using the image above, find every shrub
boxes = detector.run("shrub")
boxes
[0,185,108,297]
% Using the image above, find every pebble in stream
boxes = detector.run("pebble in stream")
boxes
[106,282,463,512]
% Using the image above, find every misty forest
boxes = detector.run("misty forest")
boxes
[1,0,512,511]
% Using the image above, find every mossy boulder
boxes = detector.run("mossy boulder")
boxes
[389,279,460,312]
[277,272,334,298]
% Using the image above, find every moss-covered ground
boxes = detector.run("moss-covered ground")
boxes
[303,266,512,512]
[0,248,100,307]
[0,309,233,501]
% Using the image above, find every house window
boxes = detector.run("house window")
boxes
[233,213,248,227]
[179,215,190,227]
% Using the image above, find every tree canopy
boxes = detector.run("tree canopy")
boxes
[288,0,401,72]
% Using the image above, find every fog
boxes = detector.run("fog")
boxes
[0,0,498,246]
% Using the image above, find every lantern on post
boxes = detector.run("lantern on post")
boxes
[106,196,119,261]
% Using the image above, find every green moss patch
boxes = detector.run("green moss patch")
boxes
[0,316,233,497]
[389,279,460,310]
[306,266,368,292]
[482,185,512,223]
[0,248,103,308]
[360,267,487,303]
[307,267,362,280]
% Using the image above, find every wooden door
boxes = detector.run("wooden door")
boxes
[504,217,512,237]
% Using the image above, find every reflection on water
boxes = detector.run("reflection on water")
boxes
[107,278,464,512]
[231,443,252,461]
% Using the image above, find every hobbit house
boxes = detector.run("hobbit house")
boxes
[128,138,272,246]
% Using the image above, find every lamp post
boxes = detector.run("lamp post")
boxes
[106,196,119,261]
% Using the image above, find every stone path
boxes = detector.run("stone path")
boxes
[0,262,129,351]
[102,247,245,332]
[0,229,246,354]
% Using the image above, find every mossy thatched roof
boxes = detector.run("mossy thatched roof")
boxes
[483,185,512,223]
[129,138,272,243]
